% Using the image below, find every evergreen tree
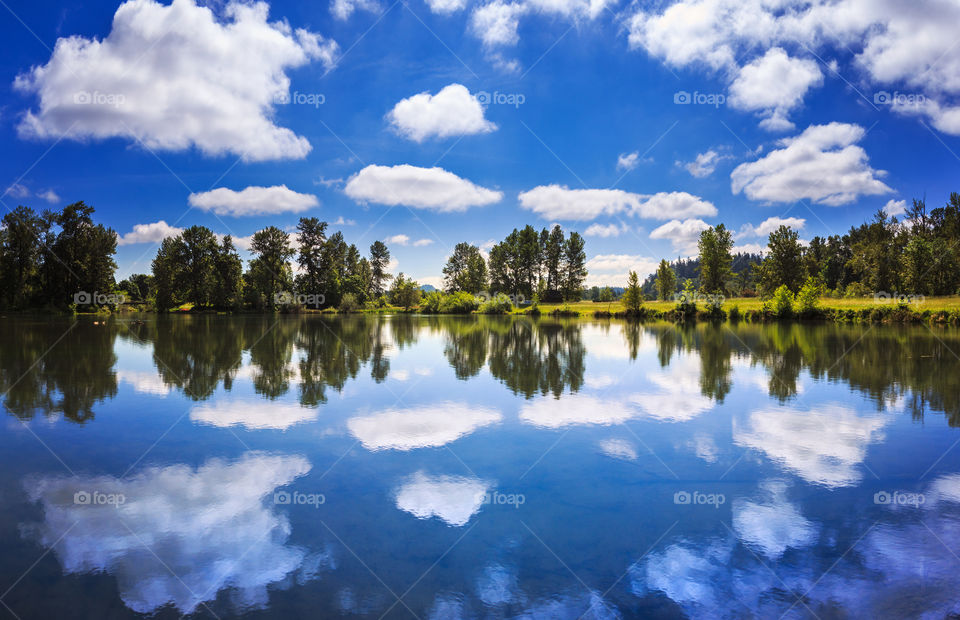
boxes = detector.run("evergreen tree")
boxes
[655,259,677,300]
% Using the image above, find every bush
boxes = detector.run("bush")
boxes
[338,293,360,312]
[727,304,741,321]
[795,278,823,316]
[674,280,698,319]
[439,291,480,314]
[479,293,513,314]
[769,284,795,318]
[844,282,871,299]
[420,291,444,313]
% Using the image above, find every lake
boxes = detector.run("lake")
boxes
[1,315,959,618]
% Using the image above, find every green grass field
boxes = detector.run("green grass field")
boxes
[524,296,960,318]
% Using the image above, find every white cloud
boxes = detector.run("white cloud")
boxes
[598,438,638,460]
[883,198,907,217]
[37,189,60,203]
[394,471,491,526]
[734,403,888,487]
[728,48,823,131]
[731,123,892,206]
[628,356,715,422]
[386,234,434,247]
[617,151,640,171]
[520,394,638,428]
[679,149,727,178]
[518,186,716,221]
[424,0,469,14]
[347,402,502,450]
[188,185,318,217]
[584,223,628,237]
[4,182,30,198]
[117,220,185,246]
[331,0,380,19]
[732,482,817,559]
[584,254,659,287]
[333,216,356,226]
[470,1,527,47]
[24,453,321,614]
[14,0,338,162]
[191,400,318,430]
[738,216,806,239]
[116,370,170,395]
[388,84,496,142]
[649,218,711,255]
[344,164,502,212]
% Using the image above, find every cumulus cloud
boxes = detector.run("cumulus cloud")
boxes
[468,0,610,54]
[394,471,491,526]
[23,453,321,614]
[584,254,659,287]
[347,402,502,450]
[191,399,318,430]
[731,123,892,206]
[117,220,185,246]
[3,183,60,203]
[883,198,907,217]
[738,216,806,239]
[518,186,717,221]
[14,0,338,161]
[617,151,640,171]
[388,84,496,142]
[520,394,638,428]
[584,222,628,237]
[649,218,711,255]
[344,164,502,211]
[188,185,318,217]
[626,0,960,136]
[728,48,823,131]
[386,234,434,247]
[424,0,469,14]
[331,0,380,19]
[679,149,728,178]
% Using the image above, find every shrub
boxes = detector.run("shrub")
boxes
[439,291,480,314]
[844,282,871,299]
[795,277,823,316]
[338,293,360,312]
[479,293,513,314]
[770,284,794,318]
[420,291,444,313]
[727,304,741,321]
[674,280,698,319]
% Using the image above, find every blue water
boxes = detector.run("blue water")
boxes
[1,315,959,618]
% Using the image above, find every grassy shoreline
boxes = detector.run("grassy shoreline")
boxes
[53,295,960,325]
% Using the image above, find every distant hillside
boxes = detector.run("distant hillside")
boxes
[419,284,437,292]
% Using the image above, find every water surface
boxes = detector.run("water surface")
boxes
[1,315,959,618]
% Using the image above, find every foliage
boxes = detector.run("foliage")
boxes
[674,279,698,318]
[759,225,805,295]
[697,224,734,294]
[795,277,824,315]
[338,293,360,312]
[622,270,643,313]
[769,284,795,318]
[369,240,391,296]
[390,273,421,310]
[655,259,677,301]
[478,293,513,314]
[442,242,488,293]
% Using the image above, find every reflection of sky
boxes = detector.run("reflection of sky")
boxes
[24,452,324,614]
[191,399,318,430]
[348,402,502,451]
[394,471,491,526]
[734,403,889,487]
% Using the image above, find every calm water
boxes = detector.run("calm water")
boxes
[1,315,960,619]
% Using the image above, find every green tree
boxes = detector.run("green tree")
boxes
[41,202,118,308]
[212,236,243,309]
[0,206,50,309]
[543,224,565,300]
[655,259,677,300]
[246,226,294,310]
[560,231,587,301]
[390,273,421,310]
[759,225,806,295]
[369,240,391,297]
[622,270,643,312]
[443,243,488,293]
[697,224,733,294]
[296,217,328,297]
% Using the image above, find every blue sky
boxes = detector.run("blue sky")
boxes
[2,0,960,287]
